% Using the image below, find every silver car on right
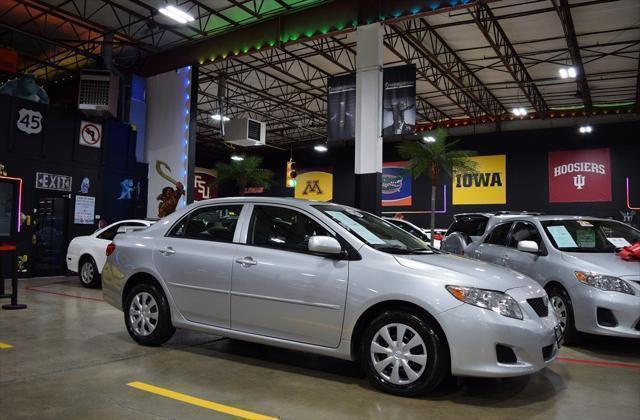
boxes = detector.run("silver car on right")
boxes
[442,213,640,343]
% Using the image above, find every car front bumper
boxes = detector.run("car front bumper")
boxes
[570,283,640,339]
[66,253,79,273]
[438,294,560,378]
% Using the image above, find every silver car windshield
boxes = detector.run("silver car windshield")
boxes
[313,205,432,254]
[541,219,640,253]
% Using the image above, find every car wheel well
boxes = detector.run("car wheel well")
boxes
[122,273,164,309]
[544,281,567,294]
[79,254,94,265]
[351,300,450,362]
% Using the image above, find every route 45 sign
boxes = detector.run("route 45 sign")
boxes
[17,108,43,134]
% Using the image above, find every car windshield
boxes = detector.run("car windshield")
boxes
[314,205,432,254]
[541,219,640,253]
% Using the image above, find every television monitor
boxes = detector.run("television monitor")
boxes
[0,176,22,242]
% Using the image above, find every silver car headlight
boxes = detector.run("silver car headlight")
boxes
[574,271,635,295]
[446,286,523,320]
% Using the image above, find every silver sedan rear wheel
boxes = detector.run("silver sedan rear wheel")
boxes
[370,323,427,386]
[129,291,159,336]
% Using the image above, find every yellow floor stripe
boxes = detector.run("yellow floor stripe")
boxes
[127,381,278,420]
[0,342,13,349]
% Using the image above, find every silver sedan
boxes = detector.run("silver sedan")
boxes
[103,197,560,397]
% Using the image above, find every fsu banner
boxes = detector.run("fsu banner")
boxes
[193,167,217,201]
[382,64,416,136]
[548,148,611,203]
[294,168,333,202]
[453,155,506,205]
[382,162,412,206]
[327,74,356,141]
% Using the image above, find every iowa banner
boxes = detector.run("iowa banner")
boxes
[453,155,506,205]
[294,168,333,202]
[382,64,416,136]
[382,162,412,206]
[548,148,611,203]
[327,74,356,141]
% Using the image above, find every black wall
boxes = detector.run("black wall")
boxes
[197,121,640,230]
[0,93,148,276]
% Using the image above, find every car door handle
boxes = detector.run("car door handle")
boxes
[235,257,257,267]
[159,247,176,256]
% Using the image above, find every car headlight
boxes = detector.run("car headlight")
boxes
[446,286,523,320]
[574,272,635,295]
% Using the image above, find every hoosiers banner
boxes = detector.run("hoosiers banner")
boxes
[382,65,416,136]
[382,162,412,206]
[548,148,611,203]
[327,74,356,141]
[294,168,333,202]
[452,155,506,205]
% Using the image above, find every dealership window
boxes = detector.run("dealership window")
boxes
[248,205,329,252]
[97,222,147,241]
[485,222,513,246]
[508,222,543,249]
[170,205,242,243]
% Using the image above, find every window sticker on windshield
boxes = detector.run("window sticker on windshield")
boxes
[547,226,578,248]
[577,220,594,227]
[326,211,386,244]
[606,237,631,248]
[576,228,596,248]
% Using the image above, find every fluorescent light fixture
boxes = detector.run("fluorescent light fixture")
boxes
[159,6,195,24]
[568,67,577,78]
[314,144,328,152]
[422,135,436,143]
[559,68,568,79]
[211,114,230,122]
[231,155,244,161]
[511,107,527,116]
[559,67,577,79]
[578,125,593,134]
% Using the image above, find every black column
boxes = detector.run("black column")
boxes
[355,172,381,215]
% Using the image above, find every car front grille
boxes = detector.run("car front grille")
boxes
[527,298,549,318]
[542,344,555,361]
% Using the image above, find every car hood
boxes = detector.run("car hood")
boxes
[561,252,640,279]
[394,253,536,292]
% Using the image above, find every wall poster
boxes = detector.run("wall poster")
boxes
[294,168,333,202]
[452,155,506,205]
[382,161,412,207]
[548,148,612,203]
[74,195,95,225]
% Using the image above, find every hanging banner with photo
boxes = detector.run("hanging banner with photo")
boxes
[382,161,412,207]
[548,148,612,203]
[382,64,416,136]
[294,168,333,202]
[327,74,356,141]
[453,155,506,205]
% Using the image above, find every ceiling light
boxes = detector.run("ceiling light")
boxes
[567,67,577,78]
[559,68,568,79]
[211,114,230,122]
[231,155,244,161]
[512,108,527,116]
[422,135,436,143]
[578,125,593,134]
[314,144,328,152]
[159,6,195,24]
[559,67,577,79]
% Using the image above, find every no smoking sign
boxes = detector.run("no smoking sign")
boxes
[79,121,102,148]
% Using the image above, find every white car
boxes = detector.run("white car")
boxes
[66,220,154,288]
[383,217,446,249]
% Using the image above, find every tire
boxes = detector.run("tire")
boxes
[360,310,449,397]
[548,286,580,345]
[79,257,101,289]
[124,283,175,346]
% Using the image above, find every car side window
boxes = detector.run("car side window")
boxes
[170,205,242,243]
[97,223,123,240]
[508,222,543,249]
[248,205,330,252]
[484,222,513,246]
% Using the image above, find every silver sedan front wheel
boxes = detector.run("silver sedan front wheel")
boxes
[129,292,159,336]
[370,323,427,386]
[550,295,567,334]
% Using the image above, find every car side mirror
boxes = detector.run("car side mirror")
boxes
[308,236,342,256]
[517,240,539,254]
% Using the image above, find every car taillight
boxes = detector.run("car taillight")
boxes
[106,243,116,256]
[434,234,443,241]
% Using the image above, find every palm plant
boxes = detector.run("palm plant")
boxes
[213,155,274,196]
[398,128,478,246]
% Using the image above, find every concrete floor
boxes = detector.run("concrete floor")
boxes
[0,277,638,420]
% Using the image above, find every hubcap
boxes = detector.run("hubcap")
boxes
[129,292,159,336]
[551,296,567,334]
[80,262,94,284]
[370,323,427,386]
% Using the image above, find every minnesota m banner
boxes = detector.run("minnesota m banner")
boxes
[294,169,333,202]
[452,155,506,205]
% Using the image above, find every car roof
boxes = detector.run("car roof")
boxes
[456,213,618,223]
[192,196,344,209]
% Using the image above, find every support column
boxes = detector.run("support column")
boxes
[354,23,383,215]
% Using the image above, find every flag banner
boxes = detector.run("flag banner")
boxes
[295,168,333,202]
[453,155,506,205]
[382,64,416,136]
[382,162,412,207]
[548,148,612,203]
[327,74,356,141]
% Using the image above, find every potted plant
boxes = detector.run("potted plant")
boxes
[213,155,274,196]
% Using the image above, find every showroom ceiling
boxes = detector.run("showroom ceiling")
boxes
[1,0,639,147]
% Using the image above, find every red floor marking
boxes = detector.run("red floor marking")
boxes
[557,357,640,370]
[25,280,105,302]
